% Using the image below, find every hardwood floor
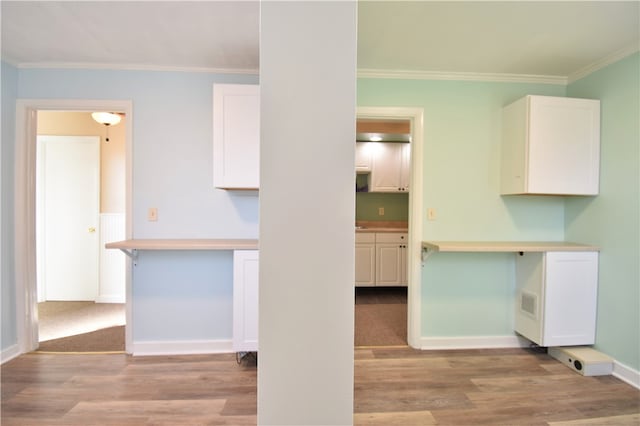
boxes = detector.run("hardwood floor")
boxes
[2,347,639,425]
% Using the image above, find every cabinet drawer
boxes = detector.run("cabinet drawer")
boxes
[355,233,375,243]
[375,232,407,244]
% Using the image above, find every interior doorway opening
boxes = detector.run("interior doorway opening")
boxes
[355,107,424,349]
[34,112,127,352]
[14,99,133,355]
[354,118,411,347]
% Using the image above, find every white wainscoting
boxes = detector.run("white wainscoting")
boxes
[98,213,125,303]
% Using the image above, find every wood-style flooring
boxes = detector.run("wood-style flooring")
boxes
[2,347,639,425]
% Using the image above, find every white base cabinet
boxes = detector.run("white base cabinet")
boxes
[355,233,375,286]
[515,251,598,347]
[355,232,407,287]
[233,250,259,352]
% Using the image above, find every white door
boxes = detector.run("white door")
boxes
[37,135,100,301]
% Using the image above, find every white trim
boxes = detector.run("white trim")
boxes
[356,107,424,349]
[612,360,640,390]
[357,69,567,85]
[568,43,640,84]
[15,99,133,355]
[1,344,21,364]
[420,335,530,350]
[131,339,234,356]
[15,61,259,76]
[95,295,125,304]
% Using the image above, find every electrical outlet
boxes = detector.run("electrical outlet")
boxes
[427,208,436,221]
[148,207,158,222]
[378,207,385,216]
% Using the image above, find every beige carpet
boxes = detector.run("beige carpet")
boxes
[38,301,125,352]
[354,287,407,347]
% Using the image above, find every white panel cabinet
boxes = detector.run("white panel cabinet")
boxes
[355,233,375,286]
[375,233,407,286]
[233,250,259,352]
[355,232,408,287]
[213,84,260,190]
[371,143,410,192]
[515,251,598,347]
[501,95,600,195]
[355,142,373,173]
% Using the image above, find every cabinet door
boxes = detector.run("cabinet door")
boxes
[355,142,373,173]
[375,233,408,286]
[376,243,402,285]
[355,243,375,286]
[213,84,260,189]
[542,251,598,346]
[371,143,405,192]
[233,250,259,352]
[400,143,411,192]
[528,96,600,195]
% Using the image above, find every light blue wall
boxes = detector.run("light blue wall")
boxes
[566,53,640,371]
[14,68,259,344]
[358,78,567,337]
[1,61,18,351]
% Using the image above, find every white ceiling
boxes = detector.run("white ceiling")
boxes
[2,1,639,81]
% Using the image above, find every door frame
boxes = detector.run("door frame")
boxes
[357,106,424,348]
[14,99,133,354]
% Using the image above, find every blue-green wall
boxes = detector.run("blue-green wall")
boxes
[566,53,640,371]
[358,78,567,337]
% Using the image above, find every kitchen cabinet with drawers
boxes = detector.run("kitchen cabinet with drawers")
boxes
[355,231,408,287]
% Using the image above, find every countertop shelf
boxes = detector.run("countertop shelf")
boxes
[421,241,599,263]
[106,239,259,265]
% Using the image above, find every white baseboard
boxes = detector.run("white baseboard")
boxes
[420,335,529,350]
[95,295,125,304]
[1,344,21,364]
[613,360,640,390]
[131,339,234,356]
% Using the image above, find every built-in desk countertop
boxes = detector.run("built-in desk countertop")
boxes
[106,239,259,265]
[421,241,599,262]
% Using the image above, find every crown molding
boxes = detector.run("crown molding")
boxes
[357,68,568,85]
[567,42,640,84]
[14,61,259,75]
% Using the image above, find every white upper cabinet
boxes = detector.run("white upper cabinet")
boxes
[501,95,600,196]
[371,143,410,192]
[355,142,373,173]
[213,84,260,190]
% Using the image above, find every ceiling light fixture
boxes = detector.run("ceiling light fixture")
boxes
[369,135,383,142]
[92,112,122,142]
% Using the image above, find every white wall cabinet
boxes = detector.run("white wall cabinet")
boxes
[501,95,600,196]
[233,250,259,352]
[370,143,410,192]
[213,84,260,190]
[355,142,373,173]
[355,233,375,286]
[515,251,598,347]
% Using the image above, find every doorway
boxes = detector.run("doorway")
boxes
[35,112,127,352]
[355,107,424,349]
[14,100,133,355]
[354,118,411,346]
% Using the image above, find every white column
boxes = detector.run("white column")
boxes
[259,2,357,425]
